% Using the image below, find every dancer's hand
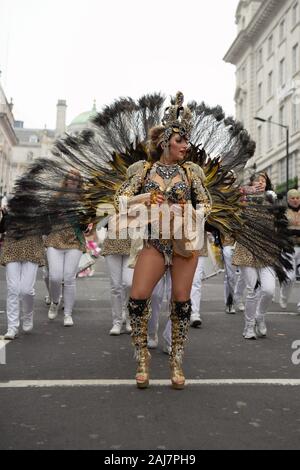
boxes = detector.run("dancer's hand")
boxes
[150,192,165,205]
[253,181,264,192]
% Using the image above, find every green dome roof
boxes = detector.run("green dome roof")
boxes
[69,102,97,126]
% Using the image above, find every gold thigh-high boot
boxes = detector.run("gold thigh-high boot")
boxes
[127,297,151,389]
[170,299,192,390]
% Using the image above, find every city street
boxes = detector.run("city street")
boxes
[1,258,300,450]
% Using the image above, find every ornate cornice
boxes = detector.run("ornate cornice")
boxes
[224,0,287,64]
[0,113,18,145]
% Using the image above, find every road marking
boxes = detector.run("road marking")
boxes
[1,378,300,388]
[203,311,300,316]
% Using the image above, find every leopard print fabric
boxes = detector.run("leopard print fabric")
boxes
[101,238,131,256]
[0,235,45,266]
[44,225,86,252]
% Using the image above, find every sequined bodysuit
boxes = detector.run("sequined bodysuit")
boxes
[142,162,192,264]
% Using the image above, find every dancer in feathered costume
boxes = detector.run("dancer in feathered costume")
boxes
[7,92,293,389]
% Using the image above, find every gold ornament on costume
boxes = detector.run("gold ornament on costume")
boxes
[161,91,193,148]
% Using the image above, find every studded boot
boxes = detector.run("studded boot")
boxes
[170,299,192,390]
[127,297,151,388]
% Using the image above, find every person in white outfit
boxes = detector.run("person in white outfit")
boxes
[190,234,212,327]
[279,189,300,312]
[233,268,246,312]
[101,234,133,336]
[221,234,238,314]
[147,270,172,353]
[232,172,277,339]
[45,170,86,327]
[0,207,45,339]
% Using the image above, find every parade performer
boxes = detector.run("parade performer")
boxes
[232,172,279,339]
[0,201,45,339]
[45,170,87,327]
[279,189,300,312]
[6,92,293,388]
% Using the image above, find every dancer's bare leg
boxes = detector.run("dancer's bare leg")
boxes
[170,254,199,300]
[169,253,199,389]
[128,245,167,388]
[130,245,166,299]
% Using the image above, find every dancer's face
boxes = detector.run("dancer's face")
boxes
[167,134,189,163]
[288,195,300,208]
[253,175,267,192]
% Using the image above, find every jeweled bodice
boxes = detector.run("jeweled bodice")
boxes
[143,162,191,203]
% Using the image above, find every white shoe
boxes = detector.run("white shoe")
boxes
[190,313,202,328]
[243,323,257,340]
[22,314,33,333]
[64,315,74,327]
[162,339,171,355]
[125,318,132,334]
[235,302,245,312]
[279,298,287,310]
[225,304,236,314]
[48,302,59,320]
[255,316,267,337]
[109,324,121,335]
[45,295,51,306]
[4,328,19,340]
[147,335,158,349]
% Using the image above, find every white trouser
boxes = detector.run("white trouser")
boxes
[43,265,49,293]
[234,268,247,305]
[190,256,205,316]
[6,261,39,329]
[105,255,133,326]
[148,271,172,344]
[241,266,276,324]
[280,247,300,304]
[47,247,82,316]
[222,245,237,304]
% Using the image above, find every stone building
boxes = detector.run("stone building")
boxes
[0,80,18,198]
[224,0,300,193]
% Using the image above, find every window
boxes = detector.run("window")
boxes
[29,135,38,143]
[267,116,273,149]
[279,105,285,140]
[258,82,263,107]
[292,44,299,74]
[292,102,300,131]
[279,58,285,86]
[289,154,296,179]
[268,35,273,56]
[279,18,285,42]
[268,71,273,97]
[241,65,246,83]
[257,48,263,68]
[292,2,299,27]
[279,155,295,183]
[257,125,262,155]
[279,158,286,183]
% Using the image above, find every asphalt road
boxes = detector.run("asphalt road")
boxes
[0,258,300,450]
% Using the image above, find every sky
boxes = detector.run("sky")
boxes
[0,0,240,129]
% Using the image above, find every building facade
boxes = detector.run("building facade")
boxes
[0,87,98,194]
[0,81,18,198]
[224,0,300,192]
